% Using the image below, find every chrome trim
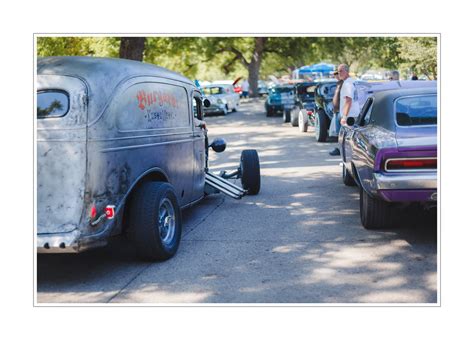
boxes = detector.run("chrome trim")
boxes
[384,157,437,173]
[373,172,437,190]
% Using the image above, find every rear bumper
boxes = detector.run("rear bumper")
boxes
[37,223,111,254]
[373,172,437,202]
[37,230,81,253]
[203,104,225,114]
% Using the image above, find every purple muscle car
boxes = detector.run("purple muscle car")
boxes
[339,86,437,229]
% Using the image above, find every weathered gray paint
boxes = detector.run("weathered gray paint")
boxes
[37,57,206,252]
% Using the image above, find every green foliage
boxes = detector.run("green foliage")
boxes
[37,37,119,58]
[398,37,437,79]
[37,36,437,80]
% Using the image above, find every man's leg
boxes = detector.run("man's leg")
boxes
[329,112,341,156]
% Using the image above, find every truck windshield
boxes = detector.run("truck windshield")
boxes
[37,91,69,118]
[396,94,437,126]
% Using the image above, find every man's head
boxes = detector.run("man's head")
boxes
[389,70,400,81]
[337,64,350,80]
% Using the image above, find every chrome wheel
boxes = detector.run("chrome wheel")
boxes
[158,198,176,245]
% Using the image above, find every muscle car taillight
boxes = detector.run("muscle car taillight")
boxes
[307,110,313,115]
[384,158,437,172]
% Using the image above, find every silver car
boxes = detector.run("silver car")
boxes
[202,84,240,115]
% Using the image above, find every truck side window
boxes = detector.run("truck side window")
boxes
[193,96,203,120]
[37,90,69,118]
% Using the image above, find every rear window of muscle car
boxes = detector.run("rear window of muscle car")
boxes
[395,94,437,126]
[37,90,69,118]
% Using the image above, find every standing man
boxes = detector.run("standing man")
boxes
[329,64,360,156]
[241,79,249,99]
[329,70,344,156]
[338,64,360,127]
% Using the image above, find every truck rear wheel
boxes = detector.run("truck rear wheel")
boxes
[282,109,291,123]
[128,182,182,261]
[240,150,261,195]
[290,108,299,126]
[314,109,328,142]
[298,109,308,132]
[360,188,394,229]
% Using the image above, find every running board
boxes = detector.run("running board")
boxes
[205,172,246,199]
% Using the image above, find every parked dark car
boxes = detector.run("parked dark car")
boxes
[284,81,319,126]
[339,87,437,229]
[313,80,338,141]
[265,85,295,117]
[37,56,261,261]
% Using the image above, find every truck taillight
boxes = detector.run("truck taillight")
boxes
[105,205,115,219]
[385,158,437,172]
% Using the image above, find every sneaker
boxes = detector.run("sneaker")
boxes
[329,148,340,156]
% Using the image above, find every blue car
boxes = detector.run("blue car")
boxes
[265,85,295,117]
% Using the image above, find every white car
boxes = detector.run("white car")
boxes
[202,84,240,115]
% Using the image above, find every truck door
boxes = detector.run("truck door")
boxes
[37,75,88,235]
[191,93,206,201]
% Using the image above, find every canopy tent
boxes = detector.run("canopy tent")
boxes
[292,63,336,79]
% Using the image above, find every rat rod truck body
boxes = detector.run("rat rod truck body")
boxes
[37,56,260,261]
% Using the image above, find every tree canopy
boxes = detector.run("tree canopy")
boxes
[37,36,437,84]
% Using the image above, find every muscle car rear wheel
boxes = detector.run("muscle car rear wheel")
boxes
[314,110,328,142]
[290,108,299,126]
[298,110,308,132]
[342,163,356,186]
[360,188,393,229]
[240,150,261,195]
[128,182,182,261]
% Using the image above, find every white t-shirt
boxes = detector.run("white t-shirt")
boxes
[339,77,360,117]
[241,80,249,91]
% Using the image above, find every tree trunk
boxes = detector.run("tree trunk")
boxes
[248,37,267,98]
[119,37,145,61]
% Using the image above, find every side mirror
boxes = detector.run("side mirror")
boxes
[346,117,356,126]
[203,98,211,108]
[209,138,227,153]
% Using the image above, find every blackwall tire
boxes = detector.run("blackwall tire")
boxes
[298,110,308,132]
[283,110,291,123]
[342,163,357,186]
[240,150,261,195]
[128,182,182,261]
[290,108,299,126]
[315,110,328,142]
[360,188,394,230]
